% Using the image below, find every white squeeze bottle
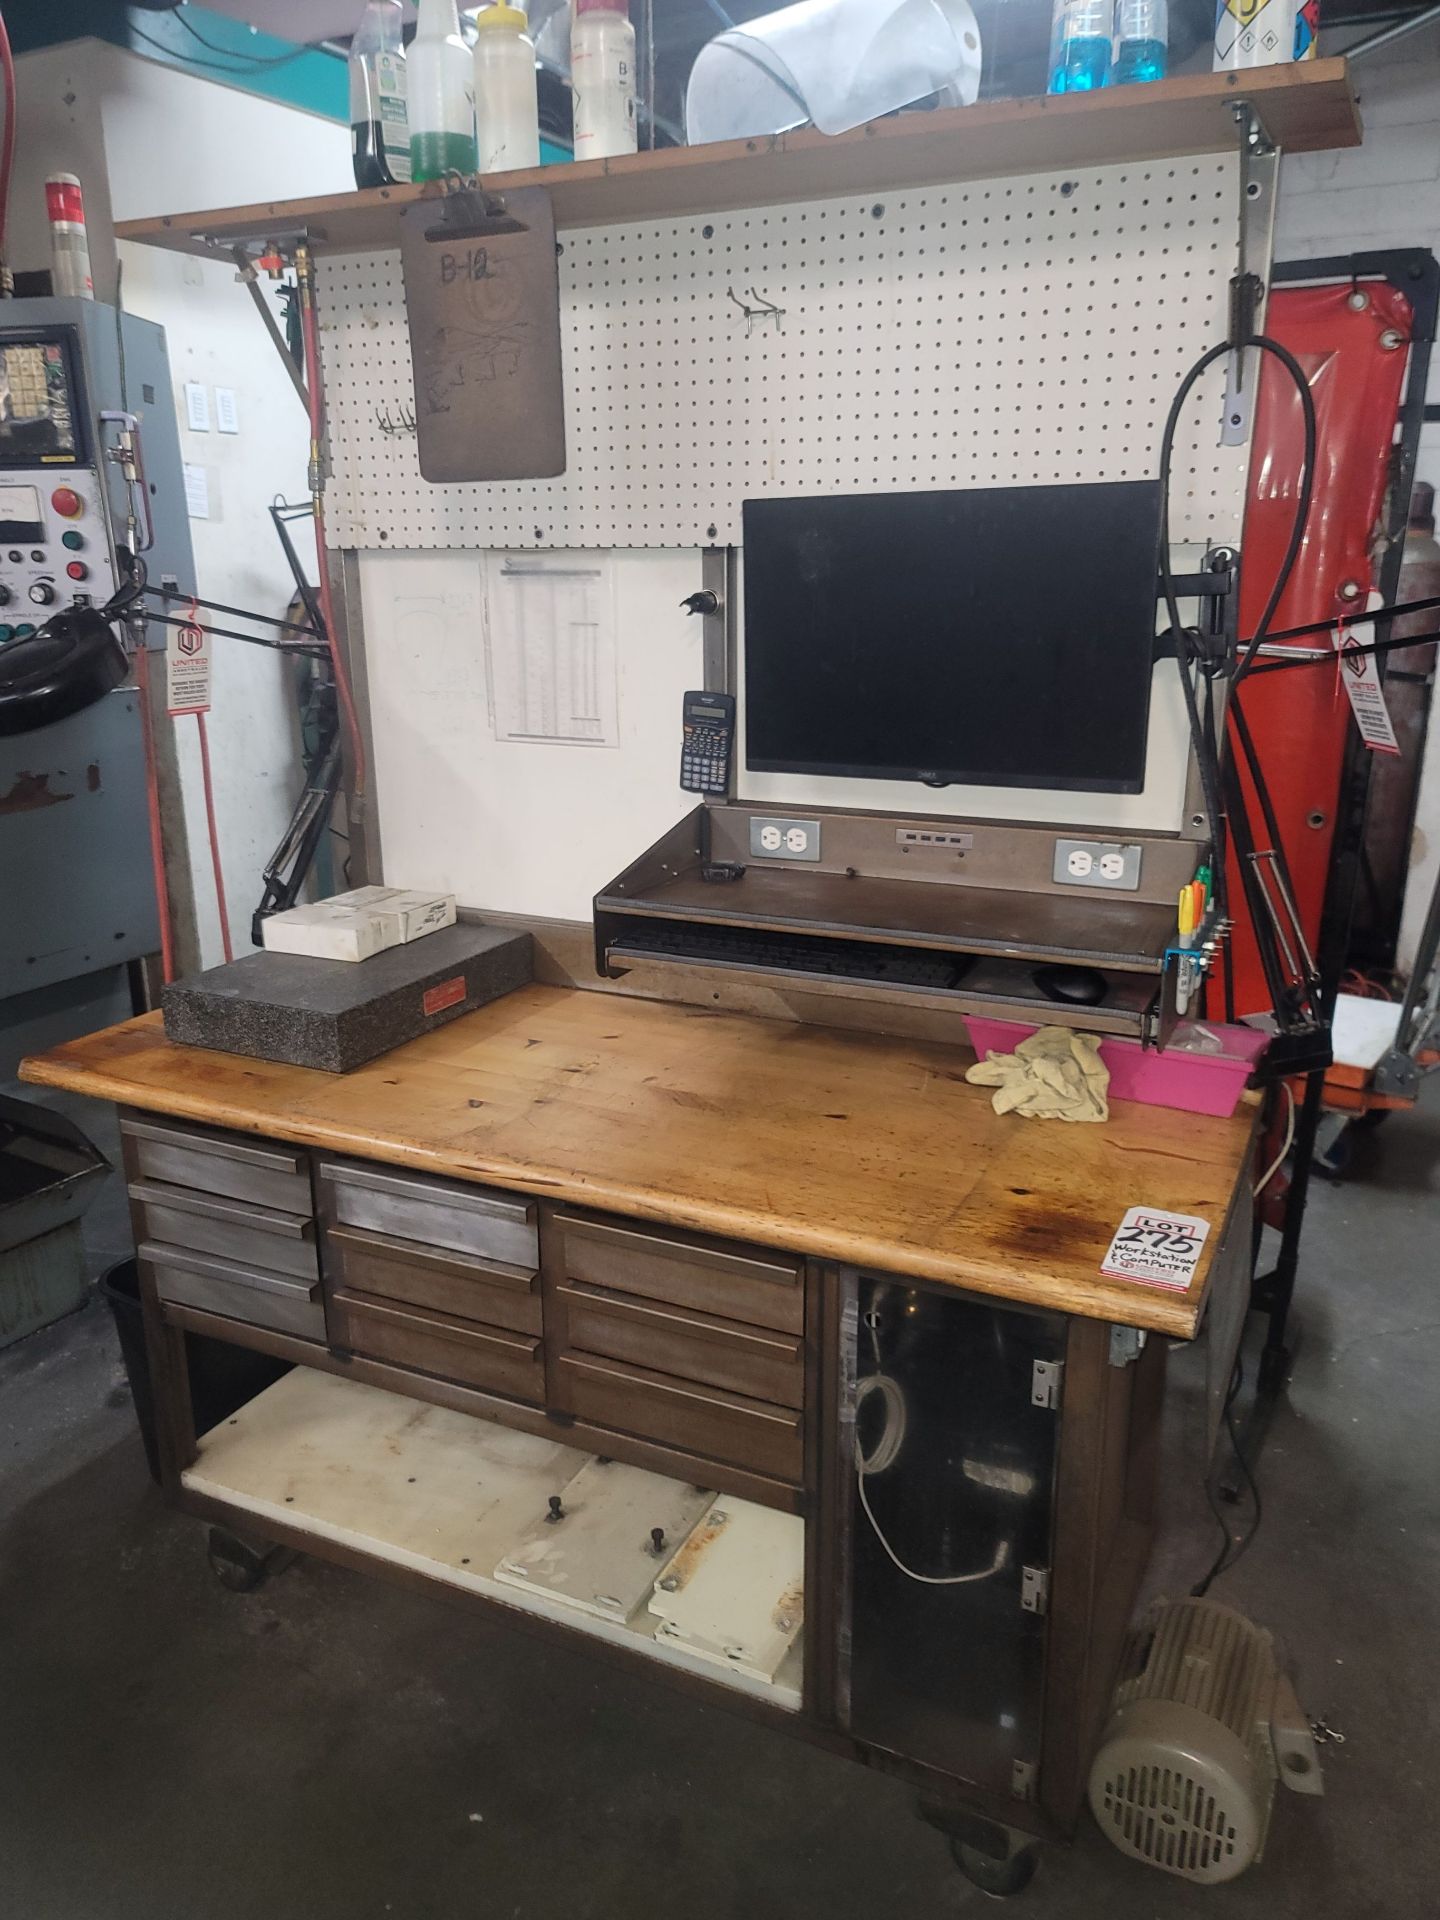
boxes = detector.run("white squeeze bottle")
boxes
[473,4,541,172]
[571,0,637,162]
[409,0,479,183]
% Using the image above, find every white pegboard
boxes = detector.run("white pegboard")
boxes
[317,155,1247,551]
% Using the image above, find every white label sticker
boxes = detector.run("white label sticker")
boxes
[1100,1207,1211,1292]
[1333,604,1400,757]
[183,462,209,520]
[165,619,212,715]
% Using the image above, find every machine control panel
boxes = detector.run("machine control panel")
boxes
[0,473,113,642]
[0,331,115,643]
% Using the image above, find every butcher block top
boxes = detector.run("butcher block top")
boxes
[21,985,1256,1338]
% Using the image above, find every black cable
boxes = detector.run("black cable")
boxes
[1191,1354,1262,1598]
[1232,336,1318,687]
[1157,330,1320,1027]
[1247,625,1440,676]
[1246,588,1440,649]
[142,583,321,639]
[1158,341,1234,921]
[141,608,327,657]
[128,21,319,79]
[166,8,318,71]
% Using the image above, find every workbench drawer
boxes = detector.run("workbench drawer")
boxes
[324,1224,541,1336]
[122,1114,311,1215]
[556,1352,803,1483]
[556,1282,802,1408]
[328,1289,544,1404]
[141,1243,326,1341]
[130,1179,319,1283]
[318,1159,537,1269]
[553,1212,802,1335]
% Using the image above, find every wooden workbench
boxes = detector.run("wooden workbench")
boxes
[22,984,1255,1340]
[22,985,1259,1863]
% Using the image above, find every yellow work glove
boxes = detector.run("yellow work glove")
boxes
[965,1026,1110,1122]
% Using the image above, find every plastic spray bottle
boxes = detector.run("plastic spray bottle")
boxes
[349,0,410,188]
[409,0,479,184]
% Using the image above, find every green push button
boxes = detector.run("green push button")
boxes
[0,625,13,642]
[13,623,36,638]
[61,529,84,551]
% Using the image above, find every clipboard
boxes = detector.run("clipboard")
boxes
[399,183,565,483]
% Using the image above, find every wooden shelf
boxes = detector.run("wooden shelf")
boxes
[116,59,1358,260]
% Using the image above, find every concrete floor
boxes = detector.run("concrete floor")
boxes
[2,1087,1437,1919]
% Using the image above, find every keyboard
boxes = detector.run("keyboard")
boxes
[612,921,975,992]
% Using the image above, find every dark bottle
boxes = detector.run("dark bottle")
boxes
[349,1,410,190]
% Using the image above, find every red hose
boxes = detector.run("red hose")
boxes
[133,645,176,984]
[195,710,234,963]
[298,273,368,798]
[0,8,16,257]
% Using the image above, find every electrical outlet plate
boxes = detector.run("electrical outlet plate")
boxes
[749,817,822,862]
[1053,838,1143,891]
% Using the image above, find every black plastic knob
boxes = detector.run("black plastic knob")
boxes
[28,581,56,607]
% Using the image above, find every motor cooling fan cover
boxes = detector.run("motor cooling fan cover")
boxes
[1088,1598,1322,1885]
[1090,1697,1263,1882]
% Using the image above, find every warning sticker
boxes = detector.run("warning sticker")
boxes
[165,618,211,716]
[1100,1207,1212,1292]
[1333,613,1400,757]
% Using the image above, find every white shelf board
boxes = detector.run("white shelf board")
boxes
[185,1367,803,1711]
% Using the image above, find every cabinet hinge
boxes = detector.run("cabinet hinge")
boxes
[1011,1758,1037,1802]
[1020,1565,1050,1615]
[1108,1325,1148,1368]
[1030,1358,1063,1410]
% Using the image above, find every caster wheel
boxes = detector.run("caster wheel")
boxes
[207,1527,272,1592]
[950,1836,1040,1898]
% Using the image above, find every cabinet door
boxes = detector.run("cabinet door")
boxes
[840,1272,1063,1799]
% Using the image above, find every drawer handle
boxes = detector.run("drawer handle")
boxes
[122,1116,304,1177]
[562,1354,800,1430]
[140,1240,318,1301]
[129,1178,313,1237]
[332,1289,541,1358]
[558,1213,797,1287]
[558,1282,800,1359]
[322,1161,535,1228]
[327,1224,537,1290]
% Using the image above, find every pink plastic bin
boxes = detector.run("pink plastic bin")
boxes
[962,1017,1269,1118]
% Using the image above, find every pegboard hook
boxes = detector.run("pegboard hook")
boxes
[727,285,784,336]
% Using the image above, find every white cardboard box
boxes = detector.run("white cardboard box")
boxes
[260,900,400,964]
[261,887,457,964]
[330,886,457,944]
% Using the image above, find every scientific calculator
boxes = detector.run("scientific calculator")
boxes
[679,690,735,795]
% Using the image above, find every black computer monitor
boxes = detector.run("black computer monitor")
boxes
[742,480,1163,795]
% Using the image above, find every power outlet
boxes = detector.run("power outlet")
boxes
[749,816,822,862]
[1053,838,1142,891]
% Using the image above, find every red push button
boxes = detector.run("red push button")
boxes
[50,487,83,518]
[66,560,89,581]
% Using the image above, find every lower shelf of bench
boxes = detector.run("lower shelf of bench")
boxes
[183,1366,805,1711]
